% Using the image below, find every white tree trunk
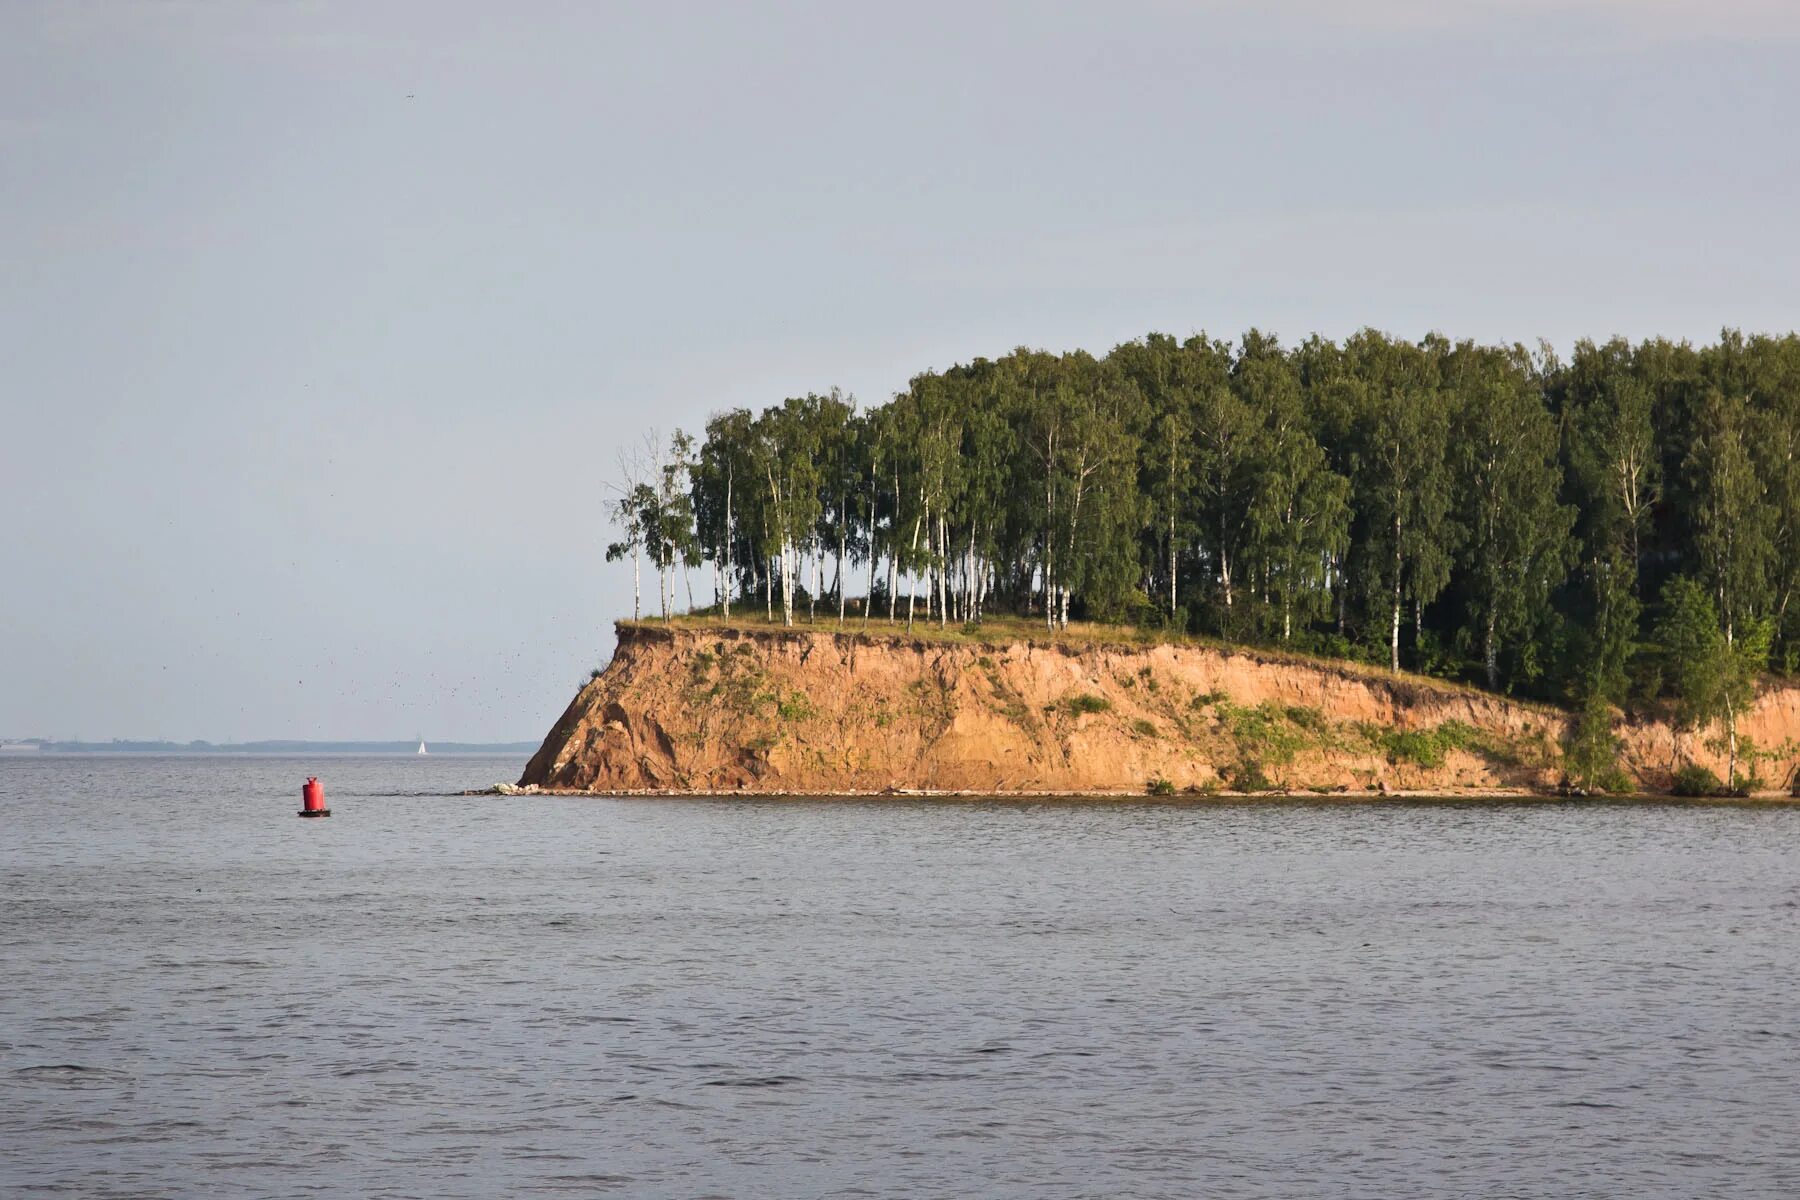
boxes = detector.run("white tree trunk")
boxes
[1390,511,1403,672]
[943,518,957,629]
[866,524,879,625]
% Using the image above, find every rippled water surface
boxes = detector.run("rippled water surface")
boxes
[5,755,1800,1197]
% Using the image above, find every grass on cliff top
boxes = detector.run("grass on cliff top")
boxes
[617,610,1566,714]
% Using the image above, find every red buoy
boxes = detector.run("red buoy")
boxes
[299,776,330,818]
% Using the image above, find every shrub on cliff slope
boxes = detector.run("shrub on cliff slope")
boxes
[1563,697,1632,793]
[1670,763,1726,797]
[1230,759,1276,791]
[1217,701,1315,765]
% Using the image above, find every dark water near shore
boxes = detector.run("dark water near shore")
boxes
[4,756,1800,1198]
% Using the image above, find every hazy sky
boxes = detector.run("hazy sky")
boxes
[3,1,1797,741]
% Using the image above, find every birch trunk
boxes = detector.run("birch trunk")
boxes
[866,525,879,626]
[1168,511,1177,618]
[1390,515,1403,673]
[943,518,957,629]
[1485,607,1499,692]
[815,541,823,620]
[1726,694,1739,791]
[722,475,733,620]
[906,507,922,631]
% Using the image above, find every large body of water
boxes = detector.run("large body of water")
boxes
[4,754,1799,1197]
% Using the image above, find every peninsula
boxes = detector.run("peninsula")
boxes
[527,326,1800,798]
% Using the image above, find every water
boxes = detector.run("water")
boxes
[4,755,1799,1198]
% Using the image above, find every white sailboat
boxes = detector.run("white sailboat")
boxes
[417,739,428,756]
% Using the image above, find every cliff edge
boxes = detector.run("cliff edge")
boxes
[518,623,1800,796]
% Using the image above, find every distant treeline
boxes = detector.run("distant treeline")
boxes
[605,329,1800,721]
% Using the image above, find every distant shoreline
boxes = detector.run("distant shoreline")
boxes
[0,741,537,756]
[485,783,1800,805]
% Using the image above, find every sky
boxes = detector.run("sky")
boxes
[2,0,1798,742]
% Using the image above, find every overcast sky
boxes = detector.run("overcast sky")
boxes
[3,1,1797,741]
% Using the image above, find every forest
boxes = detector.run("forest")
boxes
[605,328,1800,787]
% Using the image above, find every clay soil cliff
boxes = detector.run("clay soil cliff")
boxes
[518,622,1800,796]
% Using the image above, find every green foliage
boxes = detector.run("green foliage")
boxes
[1065,693,1112,716]
[1229,759,1275,791]
[774,690,816,721]
[1686,390,1774,647]
[1379,730,1449,768]
[1655,574,1769,787]
[1131,718,1158,738]
[1670,763,1725,797]
[1145,776,1176,796]
[609,326,1800,713]
[1563,696,1633,793]
[688,648,768,714]
[1283,705,1327,732]
[1374,720,1482,768]
[1216,700,1316,764]
[1450,343,1576,691]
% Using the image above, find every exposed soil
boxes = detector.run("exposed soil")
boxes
[517,623,1800,797]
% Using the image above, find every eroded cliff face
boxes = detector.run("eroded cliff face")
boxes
[518,623,1800,795]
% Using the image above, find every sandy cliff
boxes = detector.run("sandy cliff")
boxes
[518,623,1800,796]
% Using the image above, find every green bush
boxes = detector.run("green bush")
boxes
[1670,763,1725,797]
[1132,718,1158,738]
[1145,776,1176,796]
[1564,697,1631,792]
[1230,759,1275,791]
[1218,700,1312,765]
[1378,720,1480,769]
[775,691,816,721]
[1284,705,1327,732]
[1066,693,1112,716]
[1381,730,1444,767]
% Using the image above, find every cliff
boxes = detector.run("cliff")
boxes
[518,622,1800,796]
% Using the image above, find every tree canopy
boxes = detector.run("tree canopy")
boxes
[609,327,1800,725]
